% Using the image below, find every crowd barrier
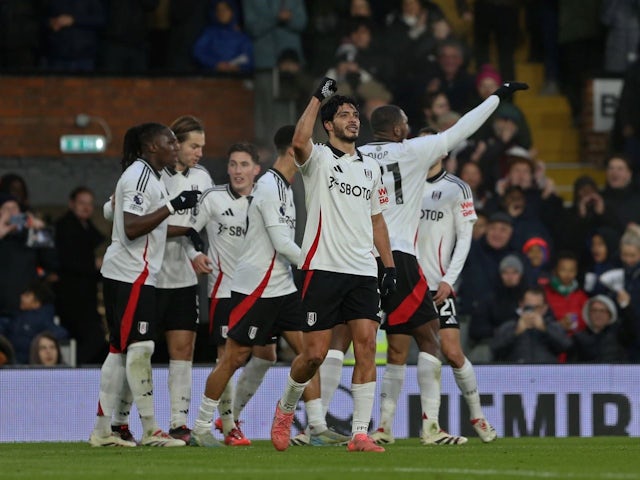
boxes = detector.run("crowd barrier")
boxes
[1,364,638,442]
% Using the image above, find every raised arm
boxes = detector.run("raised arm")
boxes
[293,77,337,166]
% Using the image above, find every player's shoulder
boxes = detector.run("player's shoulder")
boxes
[441,172,472,199]
[200,184,234,201]
[189,164,213,180]
[122,160,158,191]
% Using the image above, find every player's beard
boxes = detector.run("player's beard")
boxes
[334,125,358,143]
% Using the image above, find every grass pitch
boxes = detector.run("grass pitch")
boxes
[2,437,639,480]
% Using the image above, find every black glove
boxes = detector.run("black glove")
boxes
[380,267,397,297]
[313,77,338,101]
[492,81,529,100]
[169,190,200,212]
[185,228,205,252]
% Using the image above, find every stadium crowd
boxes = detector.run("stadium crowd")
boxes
[1,0,639,367]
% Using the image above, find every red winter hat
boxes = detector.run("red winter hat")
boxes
[475,63,502,88]
[523,237,550,263]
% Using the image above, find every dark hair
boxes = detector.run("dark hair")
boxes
[605,153,633,171]
[273,125,296,155]
[320,95,359,129]
[523,285,547,303]
[0,173,29,208]
[345,16,374,36]
[227,142,260,164]
[121,123,168,171]
[170,115,204,143]
[0,334,15,366]
[370,104,404,135]
[69,186,94,201]
[29,332,63,366]
[25,280,54,305]
[555,250,578,264]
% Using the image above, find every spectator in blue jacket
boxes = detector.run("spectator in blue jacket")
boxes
[0,281,68,365]
[193,0,253,74]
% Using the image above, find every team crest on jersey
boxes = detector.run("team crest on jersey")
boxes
[431,191,442,200]
[307,312,317,326]
[248,326,258,339]
[138,321,149,335]
[221,326,228,339]
[133,193,143,205]
[364,168,372,180]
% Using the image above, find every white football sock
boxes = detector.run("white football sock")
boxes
[453,357,483,420]
[168,359,192,429]
[193,394,219,435]
[351,382,376,436]
[233,356,273,420]
[305,398,326,433]
[112,375,133,427]
[94,352,126,436]
[320,349,344,416]
[219,380,235,434]
[418,352,442,432]
[279,375,309,413]
[378,363,406,433]
[126,341,158,435]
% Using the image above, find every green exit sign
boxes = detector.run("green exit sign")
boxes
[59,135,106,153]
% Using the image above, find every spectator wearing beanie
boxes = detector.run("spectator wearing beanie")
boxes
[522,236,551,287]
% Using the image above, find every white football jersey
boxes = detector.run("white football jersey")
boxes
[101,159,169,286]
[156,164,214,289]
[417,170,477,288]
[297,143,388,278]
[191,185,250,299]
[231,169,298,298]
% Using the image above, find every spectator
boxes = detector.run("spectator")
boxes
[473,0,520,82]
[473,64,532,151]
[54,186,108,365]
[0,0,43,71]
[325,43,389,101]
[458,211,518,314]
[583,227,621,296]
[568,295,631,363]
[490,153,563,236]
[522,236,552,287]
[193,0,254,74]
[242,0,308,144]
[553,175,607,264]
[500,185,551,252]
[44,0,105,72]
[0,194,57,316]
[491,286,571,363]
[29,331,65,366]
[100,0,159,73]
[619,225,640,361]
[543,251,589,362]
[468,254,528,361]
[601,154,640,237]
[601,0,640,76]
[0,173,31,212]
[272,48,315,127]
[471,209,489,241]
[426,38,476,116]
[421,90,451,131]
[458,161,493,210]
[0,281,68,365]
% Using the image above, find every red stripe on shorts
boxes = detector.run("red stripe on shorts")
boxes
[387,263,429,326]
[301,270,315,299]
[120,239,150,351]
[228,252,276,330]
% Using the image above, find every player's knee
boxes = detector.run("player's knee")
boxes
[442,343,464,367]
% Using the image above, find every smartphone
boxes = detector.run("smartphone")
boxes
[9,213,27,230]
